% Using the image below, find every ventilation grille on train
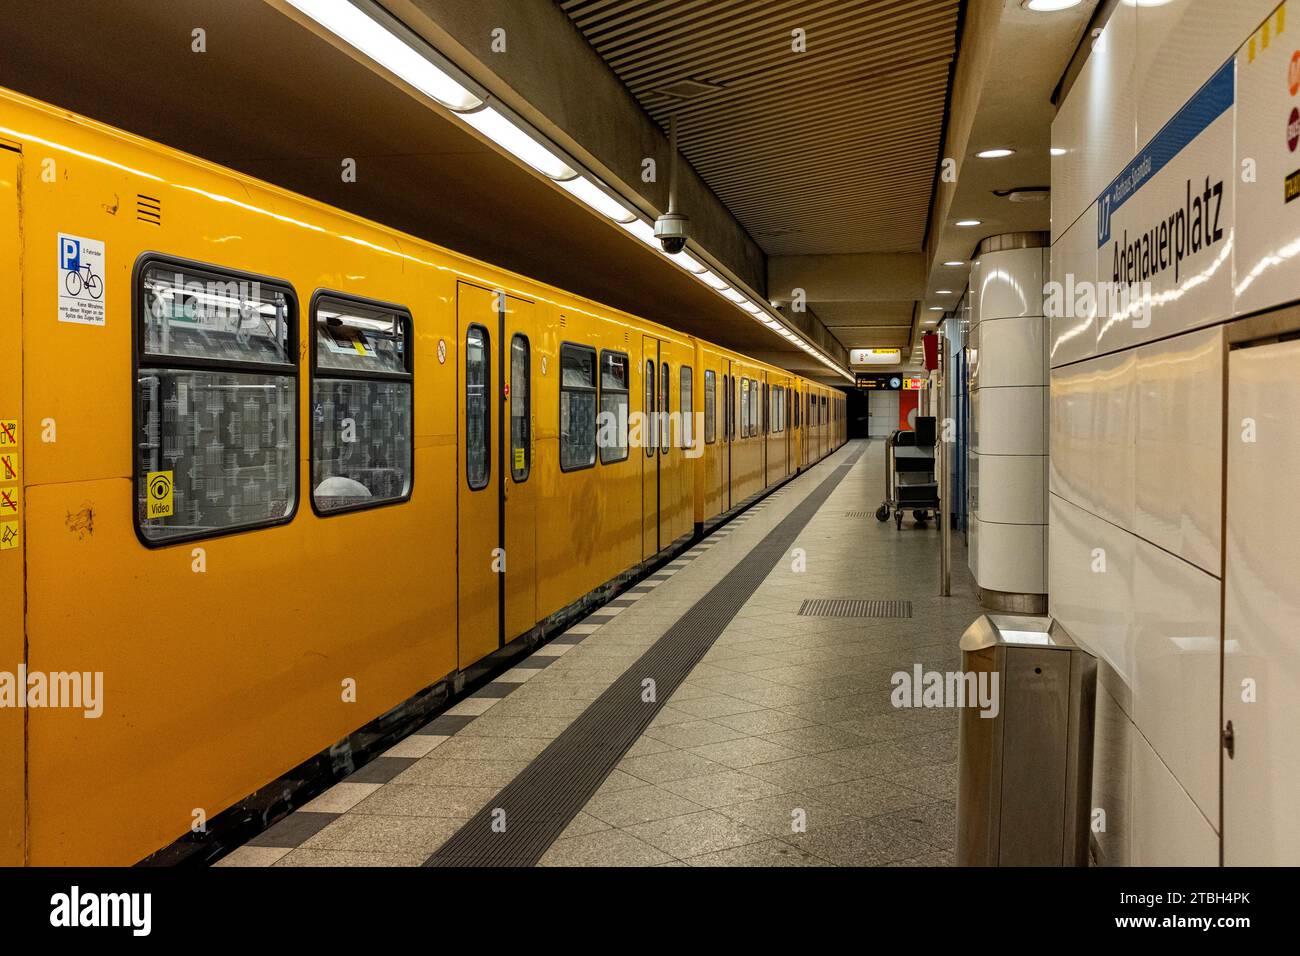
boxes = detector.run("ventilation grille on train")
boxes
[798,599,912,618]
[137,194,161,226]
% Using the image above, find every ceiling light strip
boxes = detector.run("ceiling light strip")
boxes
[285,0,854,382]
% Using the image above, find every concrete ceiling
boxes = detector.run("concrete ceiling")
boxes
[0,0,847,383]
[560,0,961,363]
[560,0,960,257]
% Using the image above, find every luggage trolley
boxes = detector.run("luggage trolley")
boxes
[875,415,940,529]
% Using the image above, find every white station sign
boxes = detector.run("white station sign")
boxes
[850,348,900,365]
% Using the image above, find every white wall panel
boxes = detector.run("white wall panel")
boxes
[1090,349,1137,531]
[1131,539,1221,824]
[1131,733,1219,865]
[1134,0,1277,144]
[1134,326,1223,573]
[975,454,1047,526]
[1049,0,1138,236]
[1048,362,1090,509]
[1224,337,1300,865]
[1091,682,1132,866]
[1049,204,1099,368]
[969,517,1046,594]
[976,316,1047,388]
[1048,494,1135,686]
[1233,6,1300,317]
[977,247,1044,322]
[971,386,1047,456]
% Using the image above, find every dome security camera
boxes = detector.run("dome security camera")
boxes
[654,211,690,255]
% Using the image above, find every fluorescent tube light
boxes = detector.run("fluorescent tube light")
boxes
[284,0,482,111]
[556,176,635,222]
[461,107,575,179]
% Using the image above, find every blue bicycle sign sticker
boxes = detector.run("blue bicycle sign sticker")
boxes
[57,233,106,326]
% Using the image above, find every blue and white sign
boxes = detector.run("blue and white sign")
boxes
[57,233,106,326]
[1096,58,1236,345]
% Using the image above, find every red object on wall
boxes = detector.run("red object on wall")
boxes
[899,390,919,431]
[922,331,939,370]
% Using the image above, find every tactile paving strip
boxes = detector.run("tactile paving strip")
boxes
[426,442,867,867]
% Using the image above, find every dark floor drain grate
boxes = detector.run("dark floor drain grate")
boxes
[798,598,912,618]
[425,442,866,867]
[843,511,873,518]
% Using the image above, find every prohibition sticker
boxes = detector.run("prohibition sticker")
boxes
[146,470,174,518]
[437,339,447,364]
[0,451,17,482]
[0,488,16,515]
[0,521,17,551]
[0,421,16,447]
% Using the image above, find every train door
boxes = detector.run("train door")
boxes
[457,283,500,667]
[658,345,674,546]
[722,361,732,511]
[641,334,660,558]
[502,298,536,642]
[0,146,23,865]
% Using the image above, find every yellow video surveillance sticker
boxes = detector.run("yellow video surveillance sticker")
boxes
[146,470,174,519]
[0,520,17,551]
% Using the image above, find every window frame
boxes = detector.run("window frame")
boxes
[465,322,493,491]
[558,341,598,473]
[704,369,717,445]
[660,361,670,454]
[644,358,656,458]
[680,364,693,450]
[308,289,415,518]
[131,252,300,549]
[599,348,630,465]
[510,333,531,482]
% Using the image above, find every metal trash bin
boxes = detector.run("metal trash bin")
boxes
[956,614,1096,866]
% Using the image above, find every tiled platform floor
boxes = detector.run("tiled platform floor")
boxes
[217,440,983,867]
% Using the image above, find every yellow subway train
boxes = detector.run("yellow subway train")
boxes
[0,86,845,865]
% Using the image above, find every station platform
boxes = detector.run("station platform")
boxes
[217,439,982,868]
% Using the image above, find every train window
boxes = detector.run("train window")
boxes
[740,378,750,438]
[680,366,693,450]
[511,335,530,481]
[660,362,670,453]
[599,350,629,464]
[135,258,296,545]
[645,360,656,457]
[311,294,413,515]
[560,343,597,471]
[466,325,491,490]
[704,370,716,445]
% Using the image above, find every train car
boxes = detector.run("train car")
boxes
[0,86,844,865]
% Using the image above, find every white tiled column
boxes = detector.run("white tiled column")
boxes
[967,235,1048,610]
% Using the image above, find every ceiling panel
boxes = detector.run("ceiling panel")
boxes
[560,0,961,257]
